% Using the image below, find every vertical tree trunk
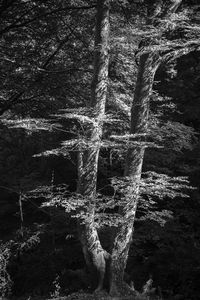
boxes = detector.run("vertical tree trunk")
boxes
[109,52,161,296]
[109,0,183,295]
[77,0,110,291]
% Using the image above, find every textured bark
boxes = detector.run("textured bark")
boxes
[77,0,110,292]
[109,52,161,296]
[76,0,183,294]
[109,1,183,295]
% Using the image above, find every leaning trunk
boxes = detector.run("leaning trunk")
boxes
[77,0,110,291]
[109,0,183,295]
[109,52,161,296]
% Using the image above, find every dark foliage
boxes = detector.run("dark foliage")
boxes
[0,1,200,299]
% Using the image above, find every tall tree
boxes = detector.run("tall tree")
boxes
[1,0,200,297]
[109,0,198,296]
[76,0,110,291]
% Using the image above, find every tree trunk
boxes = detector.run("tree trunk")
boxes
[109,0,183,294]
[77,0,110,291]
[109,52,161,296]
[76,0,182,294]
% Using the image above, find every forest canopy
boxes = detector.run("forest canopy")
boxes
[0,0,200,299]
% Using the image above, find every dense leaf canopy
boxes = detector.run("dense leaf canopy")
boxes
[0,1,200,299]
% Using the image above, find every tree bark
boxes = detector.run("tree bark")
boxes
[109,1,183,295]
[77,0,110,292]
[77,0,183,294]
[109,52,161,296]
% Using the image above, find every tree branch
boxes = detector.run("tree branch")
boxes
[162,41,200,62]
[0,28,75,115]
[161,0,182,19]
[0,4,96,35]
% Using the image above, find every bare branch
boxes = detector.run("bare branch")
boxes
[0,4,96,35]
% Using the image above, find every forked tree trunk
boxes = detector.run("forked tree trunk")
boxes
[109,52,161,296]
[77,0,183,294]
[77,0,110,291]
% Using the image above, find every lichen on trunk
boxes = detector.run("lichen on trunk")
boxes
[109,2,183,294]
[76,0,183,295]
[76,0,110,292]
[109,52,161,296]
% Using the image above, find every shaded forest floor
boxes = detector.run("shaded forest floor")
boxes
[9,292,161,300]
